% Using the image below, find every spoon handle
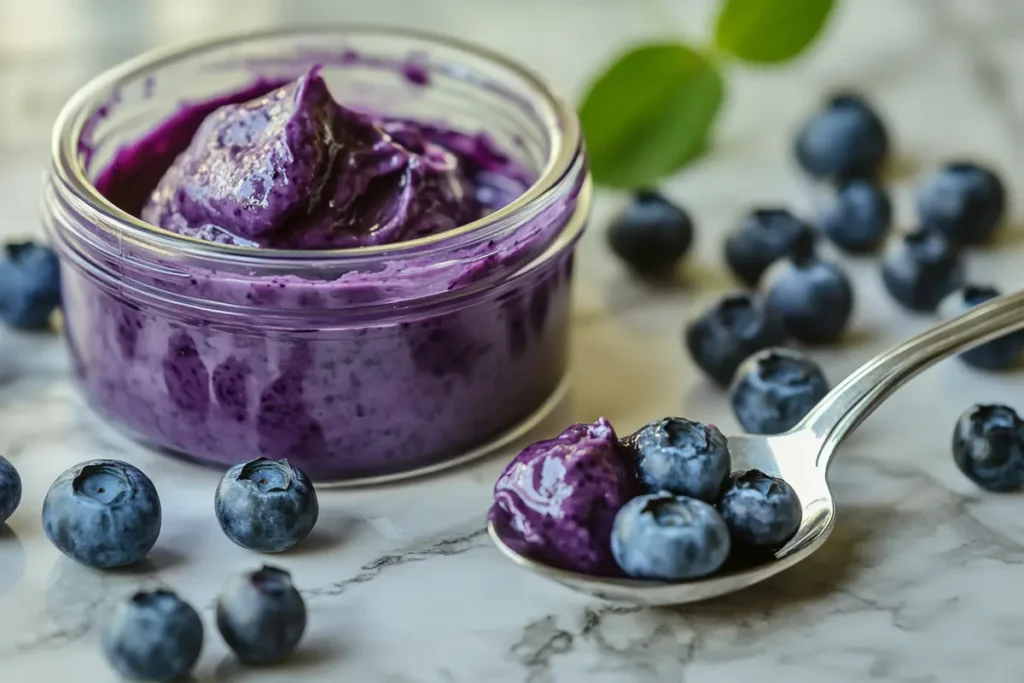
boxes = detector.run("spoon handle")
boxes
[798,290,1024,472]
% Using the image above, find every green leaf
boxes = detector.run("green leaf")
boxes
[579,43,724,189]
[715,0,835,64]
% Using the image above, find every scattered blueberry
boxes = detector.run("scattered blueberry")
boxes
[215,457,319,553]
[0,455,21,524]
[627,418,731,502]
[217,565,307,664]
[42,459,161,568]
[881,228,964,312]
[102,589,203,682]
[952,404,1024,492]
[724,208,816,287]
[731,349,829,435]
[717,470,802,551]
[0,241,62,330]
[818,179,892,253]
[941,285,1024,370]
[611,492,730,580]
[684,293,788,386]
[764,254,854,344]
[917,162,1006,245]
[607,191,693,276]
[794,93,889,181]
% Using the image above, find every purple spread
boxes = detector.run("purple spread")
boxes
[489,418,641,575]
[58,62,582,481]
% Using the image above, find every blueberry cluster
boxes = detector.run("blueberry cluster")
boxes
[102,565,307,680]
[609,417,801,580]
[0,455,317,679]
[609,92,1018,436]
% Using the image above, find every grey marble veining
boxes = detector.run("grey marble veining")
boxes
[3,0,1024,680]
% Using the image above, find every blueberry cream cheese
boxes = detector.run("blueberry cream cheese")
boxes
[43,29,588,481]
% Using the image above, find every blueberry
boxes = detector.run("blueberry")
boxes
[215,458,318,553]
[818,179,892,253]
[684,293,787,387]
[102,589,203,682]
[725,208,816,287]
[731,349,829,435]
[42,459,161,568]
[794,93,889,180]
[611,492,730,580]
[764,254,854,344]
[607,191,693,276]
[717,470,801,551]
[881,228,964,312]
[0,241,61,330]
[217,565,307,664]
[917,162,1006,245]
[0,455,21,524]
[952,404,1024,492]
[941,285,1024,370]
[627,418,731,502]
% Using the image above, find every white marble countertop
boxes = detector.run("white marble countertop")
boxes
[4,0,1024,680]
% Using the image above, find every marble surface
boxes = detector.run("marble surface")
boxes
[4,0,1024,680]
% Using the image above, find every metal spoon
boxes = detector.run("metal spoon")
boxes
[488,290,1024,605]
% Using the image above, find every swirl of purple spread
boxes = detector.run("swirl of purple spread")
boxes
[139,67,525,249]
[489,418,641,575]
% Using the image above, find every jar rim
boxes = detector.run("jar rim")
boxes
[50,24,582,266]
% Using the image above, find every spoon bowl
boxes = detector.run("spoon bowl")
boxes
[488,290,1024,605]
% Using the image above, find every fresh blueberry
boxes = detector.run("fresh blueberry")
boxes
[607,191,693,276]
[627,418,731,502]
[684,293,788,386]
[611,492,730,580]
[102,589,203,682]
[818,179,892,253]
[731,348,829,435]
[0,241,61,330]
[917,162,1006,245]
[717,470,802,551]
[794,93,889,181]
[725,208,816,287]
[881,228,964,312]
[217,565,307,664]
[952,404,1024,492]
[941,285,1024,370]
[0,455,21,524]
[42,459,161,568]
[764,254,854,344]
[215,458,319,553]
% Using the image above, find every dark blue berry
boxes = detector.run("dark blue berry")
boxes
[607,191,693,276]
[0,455,21,524]
[627,418,731,502]
[684,293,787,386]
[795,93,889,181]
[764,254,854,344]
[215,458,319,553]
[717,470,801,550]
[102,589,203,682]
[217,565,307,664]
[818,179,892,253]
[881,228,964,312]
[941,285,1024,370]
[952,404,1024,492]
[0,241,61,330]
[731,349,829,435]
[725,208,816,287]
[917,162,1006,245]
[42,459,161,568]
[611,492,730,580]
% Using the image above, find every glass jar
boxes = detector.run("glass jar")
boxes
[42,27,589,484]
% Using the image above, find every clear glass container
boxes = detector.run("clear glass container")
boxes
[42,27,589,484]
